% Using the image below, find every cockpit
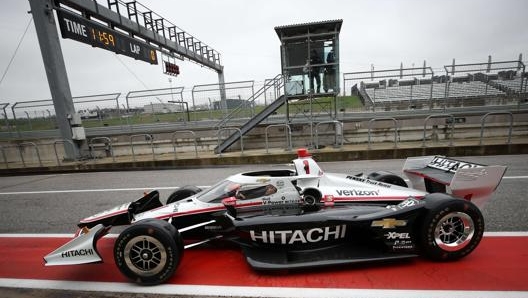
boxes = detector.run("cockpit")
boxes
[195,180,277,204]
[235,184,277,200]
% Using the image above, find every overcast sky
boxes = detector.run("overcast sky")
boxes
[0,0,527,107]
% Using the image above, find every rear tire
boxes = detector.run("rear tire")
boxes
[420,199,484,261]
[114,219,183,285]
[367,171,407,187]
[167,185,201,204]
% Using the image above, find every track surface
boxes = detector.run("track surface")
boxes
[1,155,527,297]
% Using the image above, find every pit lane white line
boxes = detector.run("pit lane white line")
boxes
[0,278,526,298]
[0,175,526,196]
[0,186,209,196]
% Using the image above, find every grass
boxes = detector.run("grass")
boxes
[2,95,363,132]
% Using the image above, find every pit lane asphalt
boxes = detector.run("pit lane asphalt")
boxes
[0,154,526,233]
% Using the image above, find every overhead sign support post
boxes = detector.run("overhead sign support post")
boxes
[28,0,85,161]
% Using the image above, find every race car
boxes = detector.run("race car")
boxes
[44,149,506,285]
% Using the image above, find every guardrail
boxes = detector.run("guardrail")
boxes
[315,121,343,149]
[172,130,198,158]
[422,114,455,147]
[367,117,399,149]
[0,145,8,168]
[89,137,115,163]
[479,112,513,145]
[216,128,243,156]
[130,134,155,162]
[0,110,525,169]
[265,124,292,153]
[18,142,42,167]
[53,139,76,165]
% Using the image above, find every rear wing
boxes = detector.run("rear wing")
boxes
[403,156,507,207]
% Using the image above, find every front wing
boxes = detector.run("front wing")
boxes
[44,224,108,266]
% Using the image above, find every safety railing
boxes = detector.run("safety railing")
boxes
[315,121,344,149]
[265,124,292,153]
[172,130,198,158]
[0,145,8,168]
[367,118,399,149]
[89,137,115,163]
[130,134,155,162]
[0,109,524,168]
[216,128,243,156]
[479,112,513,145]
[422,114,455,147]
[53,139,76,166]
[18,142,42,167]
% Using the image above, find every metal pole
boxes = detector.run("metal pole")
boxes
[2,104,11,135]
[28,0,81,160]
[168,78,174,101]
[217,70,227,116]
[24,111,32,130]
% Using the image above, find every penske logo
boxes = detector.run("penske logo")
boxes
[250,225,347,244]
[371,218,407,229]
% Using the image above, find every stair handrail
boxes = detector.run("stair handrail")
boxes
[215,74,284,129]
[214,94,288,154]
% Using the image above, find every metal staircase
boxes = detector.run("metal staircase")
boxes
[214,75,285,153]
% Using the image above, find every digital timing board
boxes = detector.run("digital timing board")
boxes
[57,9,158,65]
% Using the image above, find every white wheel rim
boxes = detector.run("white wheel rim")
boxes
[434,211,475,252]
[124,235,167,276]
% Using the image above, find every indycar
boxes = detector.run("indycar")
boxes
[44,149,506,285]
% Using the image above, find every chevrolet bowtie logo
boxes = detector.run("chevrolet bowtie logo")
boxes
[371,218,407,229]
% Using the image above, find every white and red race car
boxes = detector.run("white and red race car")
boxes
[44,149,506,285]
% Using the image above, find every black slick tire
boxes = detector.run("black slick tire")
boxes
[367,171,408,187]
[420,199,484,261]
[114,219,183,285]
[166,185,202,204]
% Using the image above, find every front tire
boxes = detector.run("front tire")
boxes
[303,189,322,205]
[114,219,183,285]
[420,199,484,261]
